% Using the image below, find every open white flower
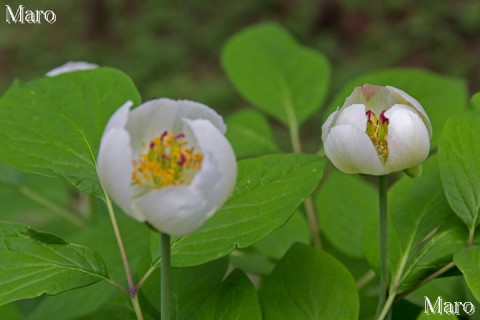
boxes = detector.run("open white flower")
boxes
[97,99,237,236]
[322,84,432,176]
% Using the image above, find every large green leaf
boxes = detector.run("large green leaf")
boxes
[454,246,480,302]
[222,23,330,126]
[316,170,376,258]
[0,68,141,195]
[225,109,279,158]
[327,68,467,146]
[29,214,150,320]
[439,114,480,231]
[191,269,262,320]
[259,243,359,320]
[0,220,109,307]
[162,153,325,267]
[363,156,469,294]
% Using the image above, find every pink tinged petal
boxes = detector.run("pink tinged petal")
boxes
[385,104,430,172]
[96,128,145,222]
[343,85,392,114]
[183,119,237,213]
[321,109,338,142]
[46,61,98,76]
[386,86,432,138]
[334,104,367,132]
[324,125,388,175]
[134,186,208,236]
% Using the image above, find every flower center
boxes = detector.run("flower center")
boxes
[366,110,389,160]
[132,130,203,188]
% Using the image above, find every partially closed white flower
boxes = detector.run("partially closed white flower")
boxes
[46,61,98,76]
[97,99,237,236]
[322,84,432,176]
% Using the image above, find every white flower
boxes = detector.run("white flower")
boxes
[97,99,237,236]
[46,61,98,76]
[322,84,432,176]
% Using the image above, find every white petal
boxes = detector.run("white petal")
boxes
[386,86,432,138]
[334,104,367,132]
[125,99,226,156]
[134,185,208,236]
[324,124,388,175]
[105,101,133,133]
[46,61,98,76]
[385,104,430,172]
[183,119,237,212]
[321,109,338,142]
[96,128,145,221]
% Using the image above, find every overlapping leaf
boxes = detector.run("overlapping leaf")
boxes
[168,154,325,266]
[222,23,330,126]
[0,221,109,307]
[0,68,141,195]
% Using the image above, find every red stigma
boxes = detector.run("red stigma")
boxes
[177,154,186,166]
[174,133,185,140]
[160,131,168,140]
[380,110,389,124]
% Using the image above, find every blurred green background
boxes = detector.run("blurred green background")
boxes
[1,0,479,112]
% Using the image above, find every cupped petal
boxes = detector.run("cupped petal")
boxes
[97,128,145,221]
[125,99,226,156]
[385,104,430,172]
[183,118,237,211]
[105,101,133,133]
[46,61,99,76]
[321,109,338,142]
[324,124,388,175]
[134,185,208,236]
[342,84,397,114]
[386,86,432,137]
[334,104,367,132]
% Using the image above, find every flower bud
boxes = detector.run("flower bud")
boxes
[322,84,431,176]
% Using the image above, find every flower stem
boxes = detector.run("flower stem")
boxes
[161,232,171,320]
[376,175,390,319]
[103,192,135,295]
[287,111,322,249]
[17,185,86,227]
[131,295,144,320]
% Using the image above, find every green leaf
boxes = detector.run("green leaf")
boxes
[28,214,150,320]
[191,269,262,320]
[222,23,330,126]
[167,153,325,267]
[472,92,480,109]
[454,246,480,302]
[363,156,469,293]
[439,114,480,231]
[253,210,310,260]
[259,243,359,320]
[0,303,20,320]
[0,220,109,307]
[225,109,279,158]
[316,170,376,258]
[327,68,468,146]
[0,68,141,195]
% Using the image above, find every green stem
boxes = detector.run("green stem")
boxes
[161,232,171,320]
[131,295,144,320]
[287,114,322,249]
[376,175,390,319]
[18,186,86,227]
[103,193,134,292]
[377,290,395,320]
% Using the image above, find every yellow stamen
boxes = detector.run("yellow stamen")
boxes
[366,110,389,160]
[131,131,203,188]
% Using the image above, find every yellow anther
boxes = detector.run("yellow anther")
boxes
[131,131,203,188]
